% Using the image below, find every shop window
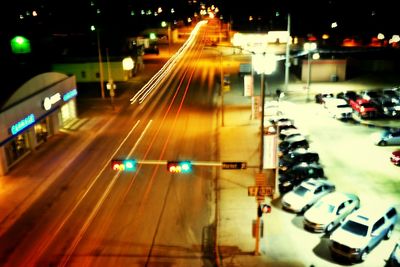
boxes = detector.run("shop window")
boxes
[4,133,30,165]
[34,120,48,143]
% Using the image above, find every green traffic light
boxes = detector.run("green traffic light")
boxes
[180,161,192,173]
[167,161,192,173]
[123,159,137,171]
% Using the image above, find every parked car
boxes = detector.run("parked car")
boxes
[323,98,353,120]
[336,90,359,103]
[329,204,398,262]
[315,93,334,104]
[281,178,336,213]
[359,89,383,102]
[373,128,400,146]
[269,116,294,126]
[264,100,283,117]
[278,135,309,156]
[279,128,303,140]
[391,150,400,166]
[279,148,319,174]
[382,87,400,103]
[387,240,400,267]
[375,98,400,118]
[303,192,360,233]
[349,98,378,119]
[278,162,325,193]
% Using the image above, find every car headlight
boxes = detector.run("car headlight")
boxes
[283,181,291,186]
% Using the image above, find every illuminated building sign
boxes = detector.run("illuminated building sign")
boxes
[43,93,61,111]
[11,114,36,135]
[63,88,78,101]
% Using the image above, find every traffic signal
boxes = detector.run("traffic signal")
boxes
[257,204,272,217]
[166,161,192,173]
[111,159,137,171]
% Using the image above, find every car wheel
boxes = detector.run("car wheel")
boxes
[378,140,387,146]
[360,249,368,262]
[385,226,393,240]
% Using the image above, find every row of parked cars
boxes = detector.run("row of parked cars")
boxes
[316,91,400,167]
[315,86,400,119]
[269,115,399,264]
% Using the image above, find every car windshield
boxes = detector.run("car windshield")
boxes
[314,201,335,213]
[342,220,368,236]
[383,101,397,107]
[293,185,311,197]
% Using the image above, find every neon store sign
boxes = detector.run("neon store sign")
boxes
[10,113,36,135]
[63,88,78,101]
[43,92,61,111]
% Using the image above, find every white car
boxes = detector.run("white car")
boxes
[303,192,360,233]
[264,100,283,117]
[330,203,398,262]
[281,178,336,213]
[324,98,353,119]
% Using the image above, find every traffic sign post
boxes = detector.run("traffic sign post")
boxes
[248,186,273,197]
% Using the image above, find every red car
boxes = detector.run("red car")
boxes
[349,98,378,119]
[390,150,400,166]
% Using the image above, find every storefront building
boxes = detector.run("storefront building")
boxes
[0,72,78,175]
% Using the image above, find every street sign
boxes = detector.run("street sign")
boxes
[248,186,273,197]
[222,161,247,169]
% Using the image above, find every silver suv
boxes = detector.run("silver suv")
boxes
[329,203,398,262]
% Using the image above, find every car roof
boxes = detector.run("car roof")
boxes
[284,135,307,143]
[346,203,397,225]
[325,98,347,104]
[290,148,317,155]
[319,192,357,206]
[300,178,333,190]
[293,162,321,169]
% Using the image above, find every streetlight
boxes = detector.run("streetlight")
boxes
[106,48,115,110]
[303,42,318,101]
[251,52,276,256]
[91,25,105,99]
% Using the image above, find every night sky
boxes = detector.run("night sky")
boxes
[0,0,399,106]
[1,1,398,37]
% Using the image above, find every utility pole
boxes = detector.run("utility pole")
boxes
[106,48,115,110]
[220,52,225,127]
[97,30,105,99]
[259,72,265,172]
[284,14,291,93]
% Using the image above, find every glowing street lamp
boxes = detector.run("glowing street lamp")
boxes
[304,42,318,101]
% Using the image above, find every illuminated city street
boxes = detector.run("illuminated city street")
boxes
[0,6,400,267]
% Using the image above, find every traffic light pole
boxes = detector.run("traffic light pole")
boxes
[255,202,261,255]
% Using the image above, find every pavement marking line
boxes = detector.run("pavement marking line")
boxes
[21,119,145,266]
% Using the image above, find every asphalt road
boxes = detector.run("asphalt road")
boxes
[0,22,219,266]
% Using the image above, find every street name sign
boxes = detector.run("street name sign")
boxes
[222,162,247,169]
